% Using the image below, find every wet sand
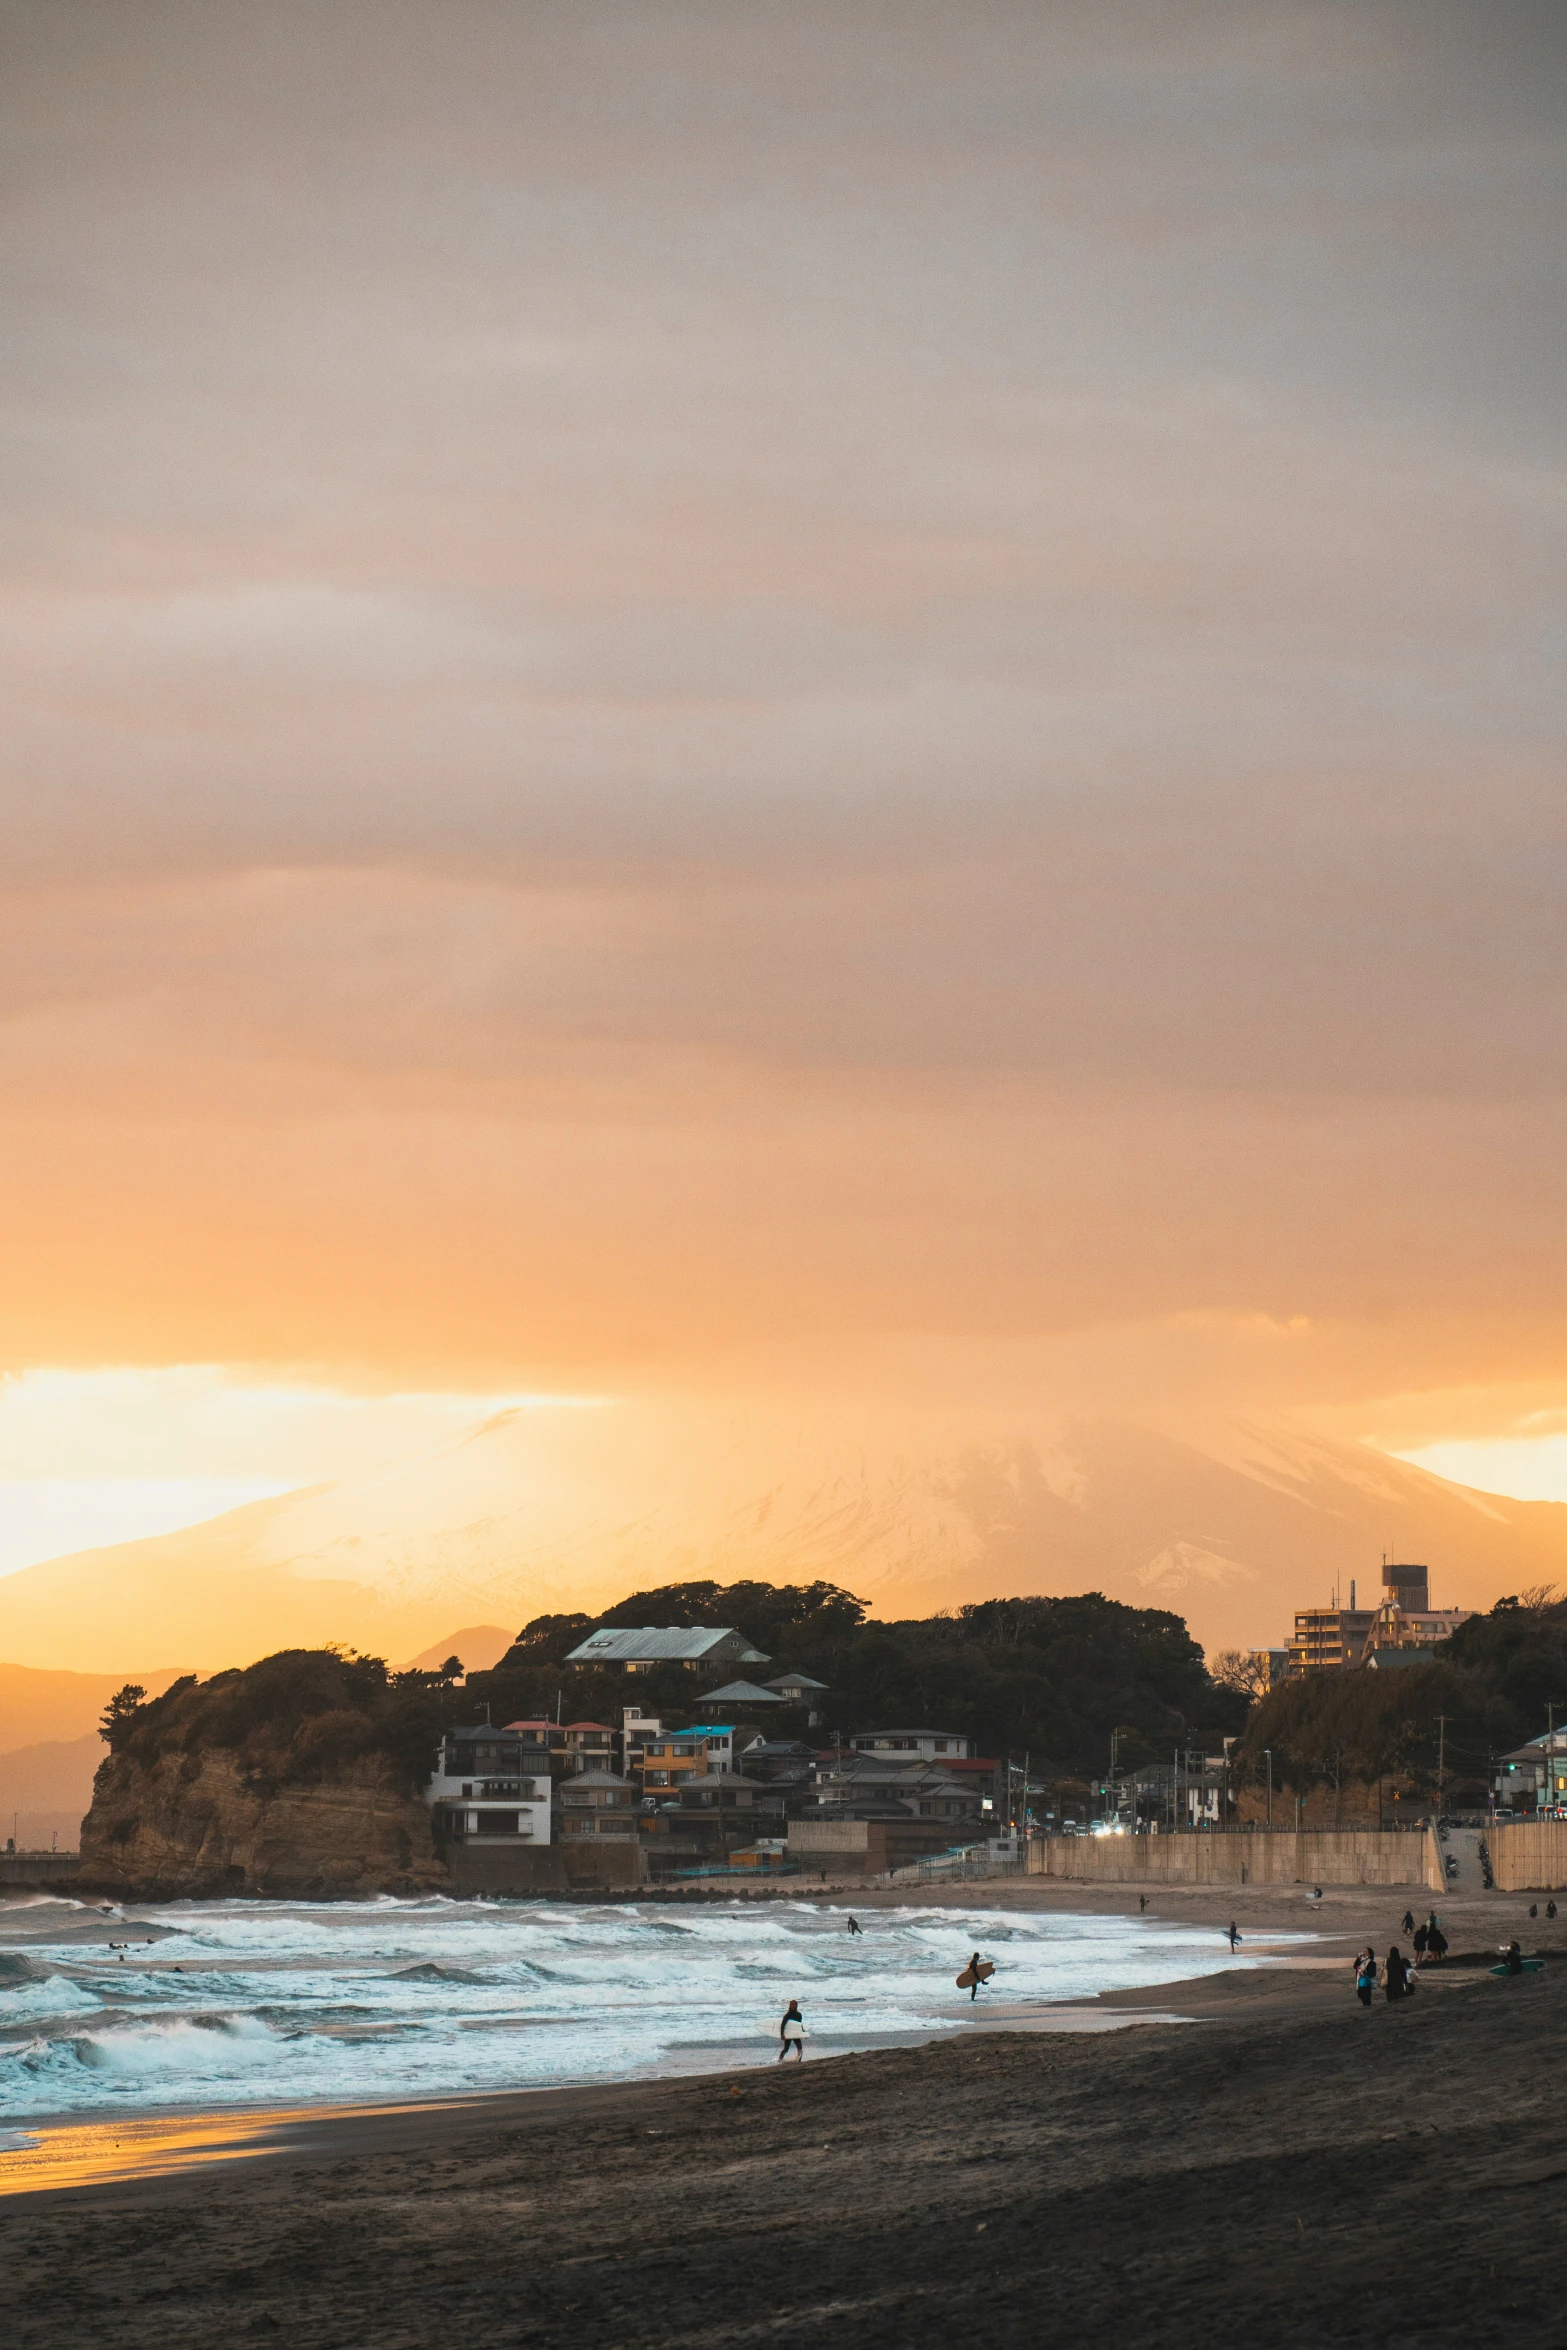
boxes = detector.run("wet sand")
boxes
[1,1882,1560,2346]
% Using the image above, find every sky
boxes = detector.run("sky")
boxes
[1,0,1565,1566]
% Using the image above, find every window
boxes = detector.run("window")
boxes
[645,1770,668,1787]
[474,1810,521,1837]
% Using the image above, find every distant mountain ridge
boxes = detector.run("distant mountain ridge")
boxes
[0,1403,1561,1690]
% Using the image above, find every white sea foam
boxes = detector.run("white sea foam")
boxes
[0,1896,1290,2120]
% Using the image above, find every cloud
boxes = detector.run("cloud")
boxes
[0,0,1562,1436]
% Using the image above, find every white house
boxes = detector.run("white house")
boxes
[425,1723,553,1848]
[849,1728,973,1761]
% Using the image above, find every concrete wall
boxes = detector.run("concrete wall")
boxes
[444,1839,646,1896]
[788,1818,954,1875]
[0,1852,82,1891]
[1490,1820,1567,1891]
[1026,1829,1437,1889]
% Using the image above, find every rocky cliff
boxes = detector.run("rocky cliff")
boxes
[80,1745,450,1899]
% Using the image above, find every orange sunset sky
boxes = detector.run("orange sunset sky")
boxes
[1,3,1565,1638]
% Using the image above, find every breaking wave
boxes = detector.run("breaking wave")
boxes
[0,1894,1285,2120]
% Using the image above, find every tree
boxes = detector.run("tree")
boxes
[1210,1649,1270,1701]
[99,1684,147,1751]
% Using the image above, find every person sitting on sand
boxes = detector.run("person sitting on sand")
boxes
[778,1999,805,2060]
[1549,1901,1558,1922]
[1502,1941,1524,1977]
[1384,1945,1412,2002]
[1354,1948,1378,2008]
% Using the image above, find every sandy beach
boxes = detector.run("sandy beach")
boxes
[1,1880,1561,2347]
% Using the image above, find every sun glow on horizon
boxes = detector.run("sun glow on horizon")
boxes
[0,1367,608,1576]
[1394,1440,1567,1510]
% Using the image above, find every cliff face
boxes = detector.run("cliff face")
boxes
[80,1748,450,1899]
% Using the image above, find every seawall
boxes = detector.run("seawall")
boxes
[1491,1821,1567,1891]
[1025,1829,1439,1890]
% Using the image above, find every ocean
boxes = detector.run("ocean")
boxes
[0,1892,1280,2121]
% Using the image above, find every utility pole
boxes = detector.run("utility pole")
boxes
[1264,1749,1273,1828]
[1436,1715,1446,1818]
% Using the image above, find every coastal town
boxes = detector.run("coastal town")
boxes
[412,1555,1567,1900]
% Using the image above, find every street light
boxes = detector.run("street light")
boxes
[1264,1748,1273,1828]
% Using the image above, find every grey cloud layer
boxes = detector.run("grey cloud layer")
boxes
[2,6,1563,1113]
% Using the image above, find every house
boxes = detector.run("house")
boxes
[674,1722,765,1772]
[696,1679,783,1709]
[556,1767,639,1838]
[425,1723,553,1848]
[803,1748,985,1826]
[741,1738,819,1795]
[678,1770,761,1816]
[564,1625,770,1674]
[637,1729,718,1801]
[563,1720,617,1773]
[766,1672,828,1704]
[1495,1730,1567,1817]
[849,1729,973,1761]
[670,1770,778,1853]
[501,1718,568,1753]
[639,1720,762,1797]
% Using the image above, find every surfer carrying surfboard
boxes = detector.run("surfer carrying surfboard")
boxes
[778,1999,805,2060]
[958,1949,993,2001]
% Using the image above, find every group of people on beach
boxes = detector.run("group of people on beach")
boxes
[1355,1912,1450,2005]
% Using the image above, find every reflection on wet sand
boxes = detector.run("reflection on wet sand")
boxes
[0,2106,310,2197]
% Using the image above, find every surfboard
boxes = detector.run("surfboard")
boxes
[1488,1959,1544,1976]
[955,1961,996,1989]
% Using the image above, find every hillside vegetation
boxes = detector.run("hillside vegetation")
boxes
[472,1580,1249,1776]
[98,1648,464,1800]
[1233,1592,1567,1806]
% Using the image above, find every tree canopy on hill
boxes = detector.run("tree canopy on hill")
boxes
[470,1584,1246,1775]
[96,1649,462,1798]
[1233,1591,1567,1803]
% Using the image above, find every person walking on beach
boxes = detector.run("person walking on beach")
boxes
[1412,1921,1429,1965]
[1354,1948,1378,2007]
[778,1999,805,2060]
[1138,1894,1147,1913]
[1384,1945,1412,2002]
[1426,1915,1448,1963]
[1548,1901,1558,1921]
[967,1949,986,2002]
[1227,1920,1241,1952]
[1402,1910,1416,1936]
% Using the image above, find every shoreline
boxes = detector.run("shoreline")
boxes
[4,1872,1527,2204]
